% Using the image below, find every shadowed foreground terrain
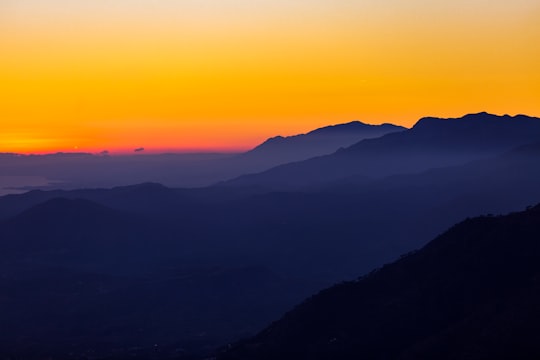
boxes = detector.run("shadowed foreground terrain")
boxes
[219,204,540,360]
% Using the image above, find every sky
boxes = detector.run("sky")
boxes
[1,0,539,153]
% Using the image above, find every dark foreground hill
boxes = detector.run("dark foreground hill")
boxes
[219,204,540,360]
[0,198,319,359]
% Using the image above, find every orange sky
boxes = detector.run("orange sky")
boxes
[1,0,539,153]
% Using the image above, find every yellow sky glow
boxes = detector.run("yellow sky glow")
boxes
[1,0,539,153]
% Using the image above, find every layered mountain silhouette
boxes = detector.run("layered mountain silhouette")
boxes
[219,204,540,360]
[223,112,540,189]
[239,121,405,168]
[0,121,403,192]
[1,140,540,281]
[2,112,540,358]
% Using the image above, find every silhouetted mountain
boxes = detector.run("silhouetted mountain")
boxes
[155,121,404,188]
[219,204,540,360]
[241,121,405,166]
[1,135,540,358]
[324,140,540,224]
[0,121,403,193]
[2,141,540,282]
[223,113,540,190]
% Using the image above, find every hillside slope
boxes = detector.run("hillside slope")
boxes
[220,204,540,360]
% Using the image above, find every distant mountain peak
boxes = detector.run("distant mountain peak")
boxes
[307,120,404,135]
[412,112,539,131]
[246,120,405,158]
[412,112,536,130]
[225,112,540,190]
[259,135,285,145]
[460,111,514,120]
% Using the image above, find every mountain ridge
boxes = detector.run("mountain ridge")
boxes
[2,115,540,358]
[0,120,405,192]
[223,112,540,190]
[239,120,405,167]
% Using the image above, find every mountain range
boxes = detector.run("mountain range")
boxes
[1,112,540,358]
[0,120,404,192]
[239,121,405,167]
[223,112,540,189]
